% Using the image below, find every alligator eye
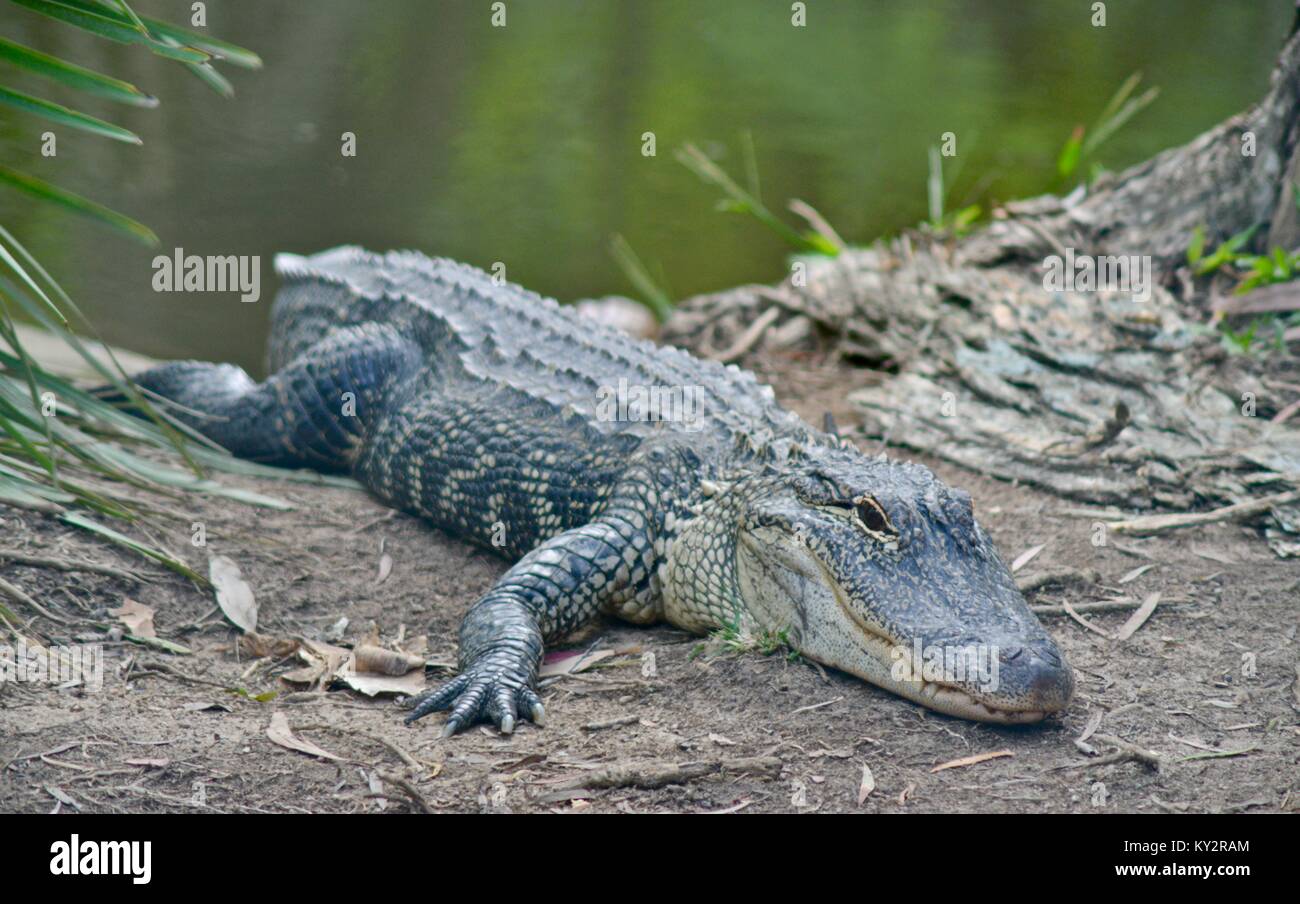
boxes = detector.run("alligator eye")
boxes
[853,495,894,535]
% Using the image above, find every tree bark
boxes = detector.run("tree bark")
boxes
[663,27,1300,553]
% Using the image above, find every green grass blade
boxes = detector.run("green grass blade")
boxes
[1093,72,1142,132]
[1080,86,1160,162]
[677,143,833,256]
[0,165,157,244]
[927,145,944,223]
[0,85,140,143]
[609,234,673,322]
[0,37,158,107]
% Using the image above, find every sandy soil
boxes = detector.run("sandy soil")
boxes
[1,354,1296,814]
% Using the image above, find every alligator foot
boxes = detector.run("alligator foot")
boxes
[405,645,545,737]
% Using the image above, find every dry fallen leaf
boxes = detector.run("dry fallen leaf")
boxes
[1011,543,1046,574]
[375,552,393,586]
[110,599,155,639]
[46,786,79,810]
[1190,545,1236,565]
[279,639,349,690]
[353,644,425,676]
[930,749,1014,773]
[1117,563,1157,584]
[857,763,875,805]
[238,633,300,659]
[209,555,257,633]
[539,649,615,678]
[277,638,427,697]
[1115,592,1161,642]
[338,657,426,697]
[267,712,342,761]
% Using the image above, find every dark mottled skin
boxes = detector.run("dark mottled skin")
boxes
[130,247,1073,735]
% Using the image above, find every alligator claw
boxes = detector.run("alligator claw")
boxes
[405,647,542,737]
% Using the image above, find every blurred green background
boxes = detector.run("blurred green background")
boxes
[0,0,1294,372]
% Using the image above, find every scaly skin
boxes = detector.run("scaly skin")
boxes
[131,247,1074,735]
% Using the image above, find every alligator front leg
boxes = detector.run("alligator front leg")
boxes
[406,515,652,736]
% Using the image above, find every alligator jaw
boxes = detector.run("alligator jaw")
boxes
[814,564,1058,723]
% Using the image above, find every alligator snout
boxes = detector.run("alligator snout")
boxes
[1004,643,1074,713]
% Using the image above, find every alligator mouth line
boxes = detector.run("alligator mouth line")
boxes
[818,560,1049,724]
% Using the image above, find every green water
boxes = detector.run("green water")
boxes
[1,0,1293,372]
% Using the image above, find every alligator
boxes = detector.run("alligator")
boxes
[130,247,1074,736]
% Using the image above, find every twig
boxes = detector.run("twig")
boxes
[788,696,843,717]
[1060,601,1112,638]
[1174,745,1259,763]
[0,549,147,583]
[1106,489,1300,536]
[581,714,641,732]
[548,756,783,792]
[710,305,781,364]
[1017,567,1100,592]
[0,575,71,625]
[127,660,228,689]
[376,771,434,813]
[1031,598,1175,617]
[1089,733,1163,771]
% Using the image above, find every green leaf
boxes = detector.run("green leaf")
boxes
[0,85,140,143]
[11,0,211,64]
[0,229,202,468]
[1186,225,1206,266]
[1057,125,1084,178]
[60,511,204,582]
[109,0,150,35]
[0,38,157,107]
[0,472,69,511]
[0,165,157,245]
[1195,223,1260,275]
[125,634,192,655]
[183,61,234,99]
[950,204,982,231]
[50,0,262,69]
[0,233,67,323]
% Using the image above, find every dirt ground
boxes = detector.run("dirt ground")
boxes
[1,353,1297,814]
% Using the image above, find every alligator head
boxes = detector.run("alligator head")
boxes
[718,445,1074,723]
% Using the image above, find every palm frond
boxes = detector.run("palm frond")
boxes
[0,0,279,581]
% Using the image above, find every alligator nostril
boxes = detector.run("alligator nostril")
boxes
[1026,656,1074,709]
